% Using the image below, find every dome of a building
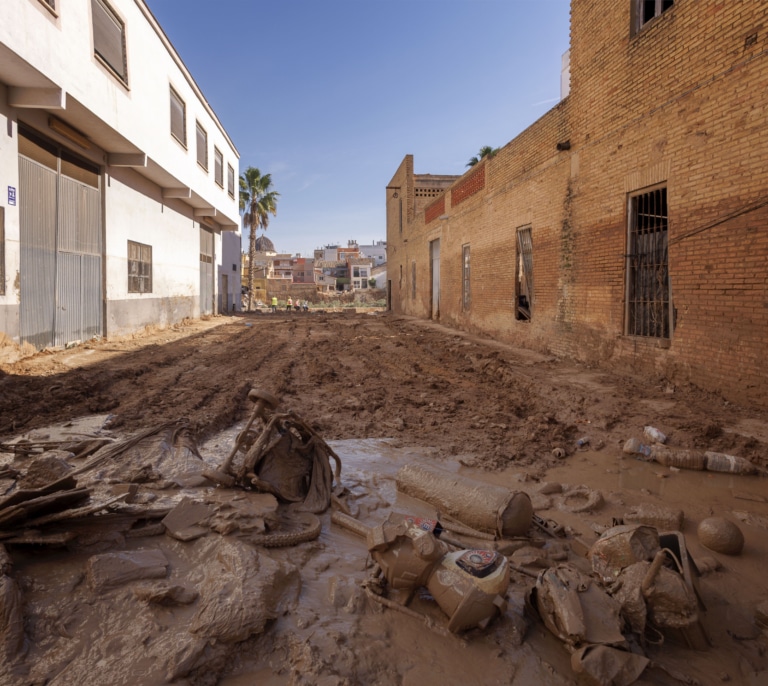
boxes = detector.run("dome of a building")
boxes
[254,234,275,252]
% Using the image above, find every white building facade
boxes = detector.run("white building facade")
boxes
[0,0,239,348]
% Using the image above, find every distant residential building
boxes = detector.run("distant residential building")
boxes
[359,240,387,266]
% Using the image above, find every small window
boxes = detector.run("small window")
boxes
[128,240,152,294]
[353,267,360,278]
[214,148,223,187]
[170,87,186,147]
[92,0,127,84]
[516,227,533,321]
[462,244,471,311]
[39,0,56,11]
[227,163,235,197]
[196,122,208,170]
[633,0,674,34]
[625,186,670,338]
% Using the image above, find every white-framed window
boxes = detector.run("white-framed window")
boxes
[632,0,674,34]
[196,121,208,171]
[625,185,670,338]
[170,87,186,147]
[92,0,128,84]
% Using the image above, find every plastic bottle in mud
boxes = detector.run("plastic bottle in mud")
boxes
[575,436,590,449]
[704,452,757,475]
[643,426,667,444]
[623,437,654,459]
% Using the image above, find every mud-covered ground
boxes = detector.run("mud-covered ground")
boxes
[1,312,767,685]
[2,312,766,472]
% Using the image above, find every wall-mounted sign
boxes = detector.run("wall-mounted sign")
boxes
[7,186,16,206]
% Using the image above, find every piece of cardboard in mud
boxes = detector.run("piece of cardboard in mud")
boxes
[162,498,214,539]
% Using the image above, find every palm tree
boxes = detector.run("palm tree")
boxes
[466,145,500,167]
[240,167,279,311]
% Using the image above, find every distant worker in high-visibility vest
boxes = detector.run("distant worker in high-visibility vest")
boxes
[286,297,293,312]
[271,296,278,313]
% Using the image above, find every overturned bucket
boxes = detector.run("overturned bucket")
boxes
[395,464,532,537]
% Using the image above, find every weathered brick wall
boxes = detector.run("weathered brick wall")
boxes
[567,0,768,404]
[386,0,768,407]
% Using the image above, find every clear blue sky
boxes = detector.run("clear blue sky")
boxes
[145,0,571,257]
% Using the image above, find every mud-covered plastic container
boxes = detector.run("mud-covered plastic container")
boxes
[704,451,756,475]
[652,446,706,471]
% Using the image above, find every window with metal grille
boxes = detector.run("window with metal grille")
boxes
[128,240,152,294]
[196,122,208,171]
[227,163,235,198]
[625,186,670,338]
[39,0,56,11]
[170,87,186,147]
[92,0,127,84]
[516,227,533,321]
[214,148,223,187]
[462,244,471,310]
[633,0,674,34]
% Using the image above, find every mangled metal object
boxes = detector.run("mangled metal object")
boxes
[333,511,509,633]
[203,389,342,514]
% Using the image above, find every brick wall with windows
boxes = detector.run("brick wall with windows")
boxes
[386,0,768,407]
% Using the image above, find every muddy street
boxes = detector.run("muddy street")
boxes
[1,312,767,685]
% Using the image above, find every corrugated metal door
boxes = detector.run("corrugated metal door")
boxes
[199,227,214,315]
[19,128,102,349]
[56,165,102,345]
[430,238,440,319]
[19,155,57,349]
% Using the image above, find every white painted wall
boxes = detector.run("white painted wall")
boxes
[0,0,241,342]
[0,0,239,225]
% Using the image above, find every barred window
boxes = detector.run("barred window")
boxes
[625,186,670,338]
[128,240,152,294]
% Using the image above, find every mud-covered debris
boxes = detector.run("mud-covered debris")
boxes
[623,503,684,531]
[697,517,745,555]
[161,497,214,541]
[396,463,532,537]
[530,563,625,648]
[571,644,649,686]
[561,485,604,513]
[133,583,198,605]
[588,525,659,583]
[86,548,169,591]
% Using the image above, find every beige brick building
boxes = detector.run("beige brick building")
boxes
[387,0,768,408]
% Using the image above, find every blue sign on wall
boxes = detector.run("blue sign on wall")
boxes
[7,186,16,206]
